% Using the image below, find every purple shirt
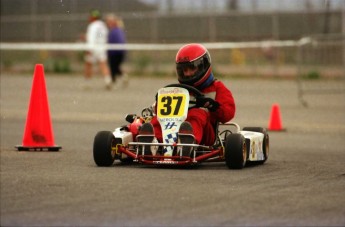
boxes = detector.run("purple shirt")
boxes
[108,27,126,56]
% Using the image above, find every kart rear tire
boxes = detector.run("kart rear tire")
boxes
[243,127,269,163]
[93,131,116,167]
[225,133,247,169]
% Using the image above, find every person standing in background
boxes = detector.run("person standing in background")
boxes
[105,13,128,88]
[84,9,112,90]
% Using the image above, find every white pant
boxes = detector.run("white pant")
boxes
[85,49,107,63]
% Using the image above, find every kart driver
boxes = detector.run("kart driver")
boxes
[139,43,236,155]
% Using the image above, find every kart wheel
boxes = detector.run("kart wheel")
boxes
[93,131,116,167]
[225,133,247,169]
[243,127,269,163]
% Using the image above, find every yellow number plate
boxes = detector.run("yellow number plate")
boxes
[157,94,187,118]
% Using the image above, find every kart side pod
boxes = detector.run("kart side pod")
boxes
[113,127,133,159]
[240,131,266,162]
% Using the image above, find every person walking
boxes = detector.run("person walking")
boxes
[84,9,112,90]
[105,13,128,88]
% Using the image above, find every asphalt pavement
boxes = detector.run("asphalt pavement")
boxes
[1,73,345,226]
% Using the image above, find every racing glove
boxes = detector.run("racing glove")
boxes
[196,97,220,112]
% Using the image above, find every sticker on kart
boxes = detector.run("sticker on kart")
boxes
[157,87,190,156]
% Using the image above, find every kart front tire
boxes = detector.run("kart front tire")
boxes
[93,131,116,167]
[225,133,247,169]
[242,127,269,163]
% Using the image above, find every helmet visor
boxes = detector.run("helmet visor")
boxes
[176,58,204,83]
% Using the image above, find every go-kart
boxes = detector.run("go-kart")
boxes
[93,84,269,169]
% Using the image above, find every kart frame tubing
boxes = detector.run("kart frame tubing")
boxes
[117,146,223,165]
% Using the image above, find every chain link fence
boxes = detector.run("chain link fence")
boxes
[296,34,345,106]
[1,10,343,43]
[1,8,344,101]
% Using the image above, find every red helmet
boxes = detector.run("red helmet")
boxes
[176,43,213,89]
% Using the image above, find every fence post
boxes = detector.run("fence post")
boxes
[342,1,345,75]
[296,41,308,107]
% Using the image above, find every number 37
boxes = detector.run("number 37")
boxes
[158,95,184,117]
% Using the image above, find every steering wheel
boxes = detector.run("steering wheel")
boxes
[164,83,204,107]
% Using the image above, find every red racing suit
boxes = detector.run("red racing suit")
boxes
[150,80,236,145]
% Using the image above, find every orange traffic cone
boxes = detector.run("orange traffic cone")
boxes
[268,103,285,131]
[16,64,61,151]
